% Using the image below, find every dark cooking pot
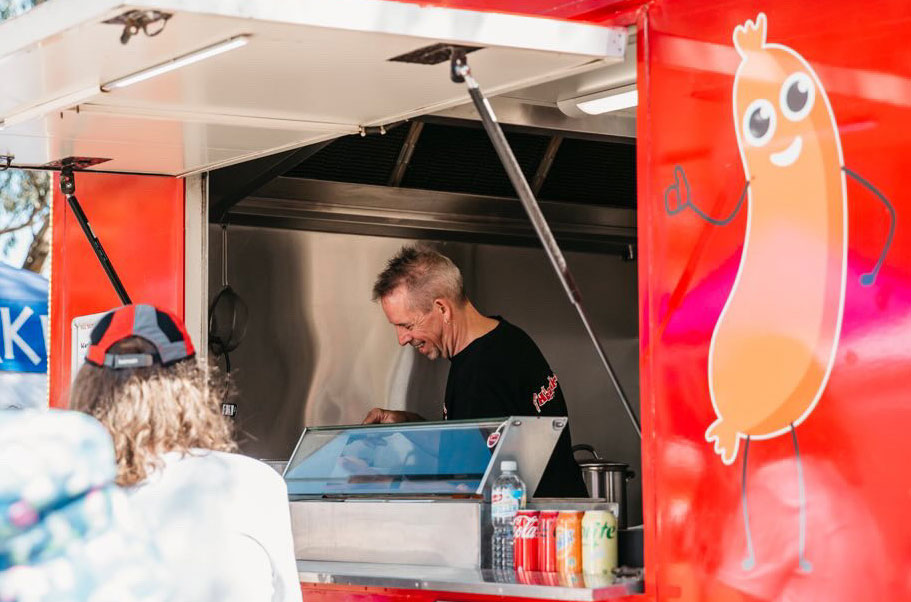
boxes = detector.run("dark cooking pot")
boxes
[573,444,635,529]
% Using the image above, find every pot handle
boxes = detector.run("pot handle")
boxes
[571,444,603,460]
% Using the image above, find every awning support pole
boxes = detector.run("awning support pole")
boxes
[59,161,132,305]
[449,50,641,438]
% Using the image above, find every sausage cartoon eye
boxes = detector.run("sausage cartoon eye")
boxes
[742,99,776,147]
[780,72,815,121]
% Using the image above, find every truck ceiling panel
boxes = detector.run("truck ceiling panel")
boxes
[0,0,626,176]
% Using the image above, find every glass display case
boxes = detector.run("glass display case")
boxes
[283,416,567,499]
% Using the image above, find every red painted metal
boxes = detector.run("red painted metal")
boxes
[48,173,185,408]
[639,2,911,601]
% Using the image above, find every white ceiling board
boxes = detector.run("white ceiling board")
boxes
[0,0,626,175]
[1,110,337,175]
[90,17,606,125]
[504,31,637,106]
[131,0,624,57]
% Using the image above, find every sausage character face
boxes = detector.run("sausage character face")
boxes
[733,14,837,182]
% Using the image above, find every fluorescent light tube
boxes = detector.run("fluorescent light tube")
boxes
[557,83,638,117]
[576,88,638,115]
[101,35,250,92]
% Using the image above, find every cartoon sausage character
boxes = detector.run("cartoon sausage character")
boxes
[707,14,848,467]
[665,13,895,572]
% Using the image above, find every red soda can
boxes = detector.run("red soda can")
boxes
[540,572,561,587]
[536,511,559,572]
[513,510,539,571]
[516,569,544,585]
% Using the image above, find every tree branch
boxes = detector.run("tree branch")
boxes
[0,206,38,236]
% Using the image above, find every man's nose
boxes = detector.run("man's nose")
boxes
[396,329,411,346]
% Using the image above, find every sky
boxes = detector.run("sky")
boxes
[0,232,32,268]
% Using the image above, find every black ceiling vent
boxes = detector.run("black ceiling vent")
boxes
[281,120,636,209]
[284,125,408,186]
[539,138,636,209]
[400,123,548,197]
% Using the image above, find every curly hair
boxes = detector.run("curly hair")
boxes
[70,337,237,487]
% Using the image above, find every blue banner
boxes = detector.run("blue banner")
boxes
[0,300,48,373]
[0,264,48,374]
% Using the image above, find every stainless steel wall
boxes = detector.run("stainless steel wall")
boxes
[209,226,642,524]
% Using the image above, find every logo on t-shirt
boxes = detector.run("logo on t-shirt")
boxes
[532,374,558,413]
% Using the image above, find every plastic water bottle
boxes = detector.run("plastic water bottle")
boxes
[491,460,526,570]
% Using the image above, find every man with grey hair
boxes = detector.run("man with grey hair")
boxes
[364,245,586,498]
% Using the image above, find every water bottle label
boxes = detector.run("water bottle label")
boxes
[492,488,523,519]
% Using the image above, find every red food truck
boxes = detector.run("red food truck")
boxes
[1,0,906,600]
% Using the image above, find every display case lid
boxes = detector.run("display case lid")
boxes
[283,416,566,499]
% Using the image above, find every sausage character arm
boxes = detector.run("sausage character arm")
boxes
[665,165,749,225]
[843,167,896,286]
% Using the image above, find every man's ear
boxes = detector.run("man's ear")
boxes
[434,298,453,324]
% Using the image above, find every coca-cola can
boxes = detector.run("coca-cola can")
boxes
[515,568,545,585]
[536,511,559,572]
[513,510,539,571]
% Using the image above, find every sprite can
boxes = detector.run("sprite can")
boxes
[581,510,618,575]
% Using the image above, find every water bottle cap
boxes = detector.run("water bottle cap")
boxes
[500,460,517,472]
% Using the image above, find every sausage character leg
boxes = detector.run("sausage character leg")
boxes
[790,424,813,573]
[740,435,756,571]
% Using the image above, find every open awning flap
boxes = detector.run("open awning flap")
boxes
[0,0,626,176]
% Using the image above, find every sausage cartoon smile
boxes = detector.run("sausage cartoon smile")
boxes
[771,135,802,166]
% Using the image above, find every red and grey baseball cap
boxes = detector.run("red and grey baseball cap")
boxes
[85,304,195,369]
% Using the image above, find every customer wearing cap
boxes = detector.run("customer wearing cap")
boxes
[70,304,302,602]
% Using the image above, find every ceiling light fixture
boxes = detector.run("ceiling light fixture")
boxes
[101,35,250,92]
[557,83,638,117]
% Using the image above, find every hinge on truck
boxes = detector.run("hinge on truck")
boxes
[389,42,480,66]
[102,9,173,45]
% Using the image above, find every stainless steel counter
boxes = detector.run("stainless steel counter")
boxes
[297,561,644,601]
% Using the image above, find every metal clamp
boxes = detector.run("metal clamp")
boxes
[0,155,12,172]
[59,162,77,195]
[103,9,172,45]
[450,47,469,83]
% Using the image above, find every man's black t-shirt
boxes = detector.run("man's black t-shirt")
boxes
[443,317,588,498]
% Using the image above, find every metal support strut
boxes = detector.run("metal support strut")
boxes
[450,50,641,437]
[59,161,132,305]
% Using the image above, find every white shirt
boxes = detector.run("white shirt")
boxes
[128,450,302,602]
